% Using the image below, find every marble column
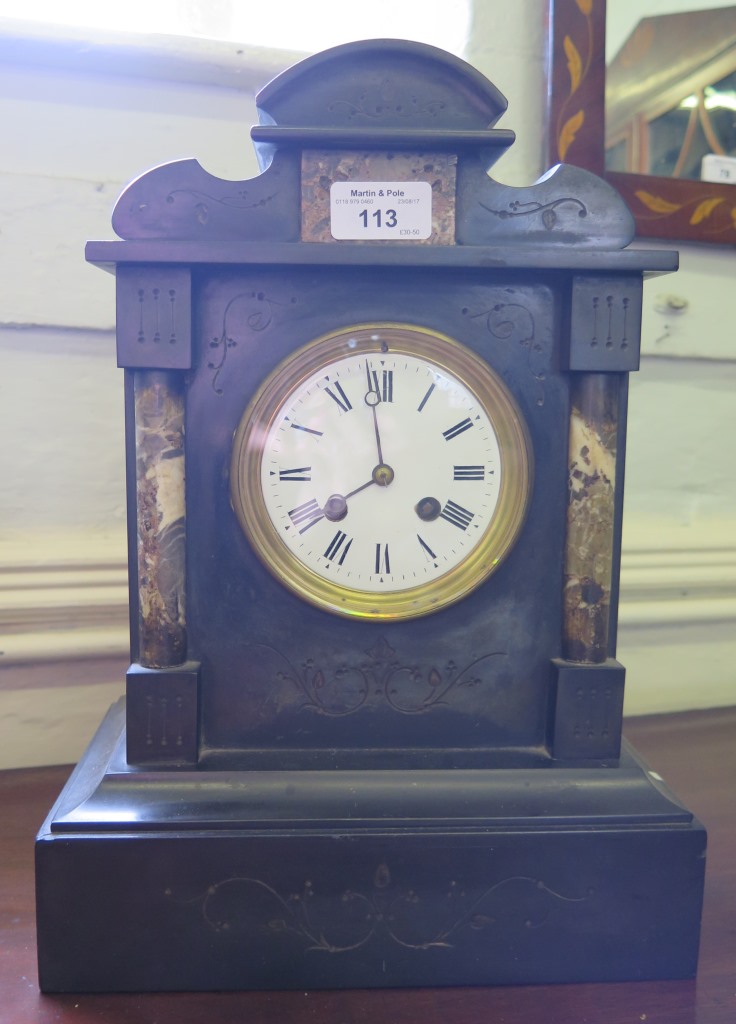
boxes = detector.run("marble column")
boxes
[563,373,620,664]
[133,371,186,668]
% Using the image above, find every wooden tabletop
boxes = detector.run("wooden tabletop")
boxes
[2,708,735,1023]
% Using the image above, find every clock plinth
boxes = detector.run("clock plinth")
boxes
[37,699,704,992]
[36,39,705,991]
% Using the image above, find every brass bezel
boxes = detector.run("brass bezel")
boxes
[230,324,533,620]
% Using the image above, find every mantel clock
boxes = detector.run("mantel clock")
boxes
[36,39,706,992]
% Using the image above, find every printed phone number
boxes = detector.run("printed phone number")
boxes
[333,198,422,205]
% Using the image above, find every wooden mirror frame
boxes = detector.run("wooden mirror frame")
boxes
[547,0,736,244]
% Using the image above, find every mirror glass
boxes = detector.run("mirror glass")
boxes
[605,2,736,182]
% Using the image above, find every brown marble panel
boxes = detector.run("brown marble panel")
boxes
[563,374,619,664]
[134,371,186,668]
[301,150,456,243]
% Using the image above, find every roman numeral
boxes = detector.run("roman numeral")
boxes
[289,422,323,437]
[325,381,352,413]
[287,498,323,533]
[279,466,311,482]
[324,530,352,565]
[374,543,391,575]
[370,368,394,402]
[453,465,485,481]
[440,500,475,531]
[417,382,435,412]
[443,417,473,441]
[417,534,438,563]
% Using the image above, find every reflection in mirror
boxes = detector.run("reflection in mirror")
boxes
[605,6,736,182]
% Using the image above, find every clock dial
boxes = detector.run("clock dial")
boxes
[230,324,532,619]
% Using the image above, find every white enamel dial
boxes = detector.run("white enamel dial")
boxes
[231,324,532,620]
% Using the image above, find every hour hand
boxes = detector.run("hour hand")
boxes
[322,463,395,522]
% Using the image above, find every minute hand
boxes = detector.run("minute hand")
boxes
[364,361,385,464]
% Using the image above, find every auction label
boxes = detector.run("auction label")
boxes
[330,181,432,239]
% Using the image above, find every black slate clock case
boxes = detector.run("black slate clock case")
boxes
[188,268,561,764]
[35,40,706,992]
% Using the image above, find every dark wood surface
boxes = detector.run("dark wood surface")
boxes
[2,708,734,1023]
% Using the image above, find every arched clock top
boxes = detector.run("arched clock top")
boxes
[104,37,656,253]
[253,38,509,132]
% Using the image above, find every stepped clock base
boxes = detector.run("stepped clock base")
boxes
[36,700,705,993]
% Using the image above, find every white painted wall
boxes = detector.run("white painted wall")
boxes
[1,5,734,769]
